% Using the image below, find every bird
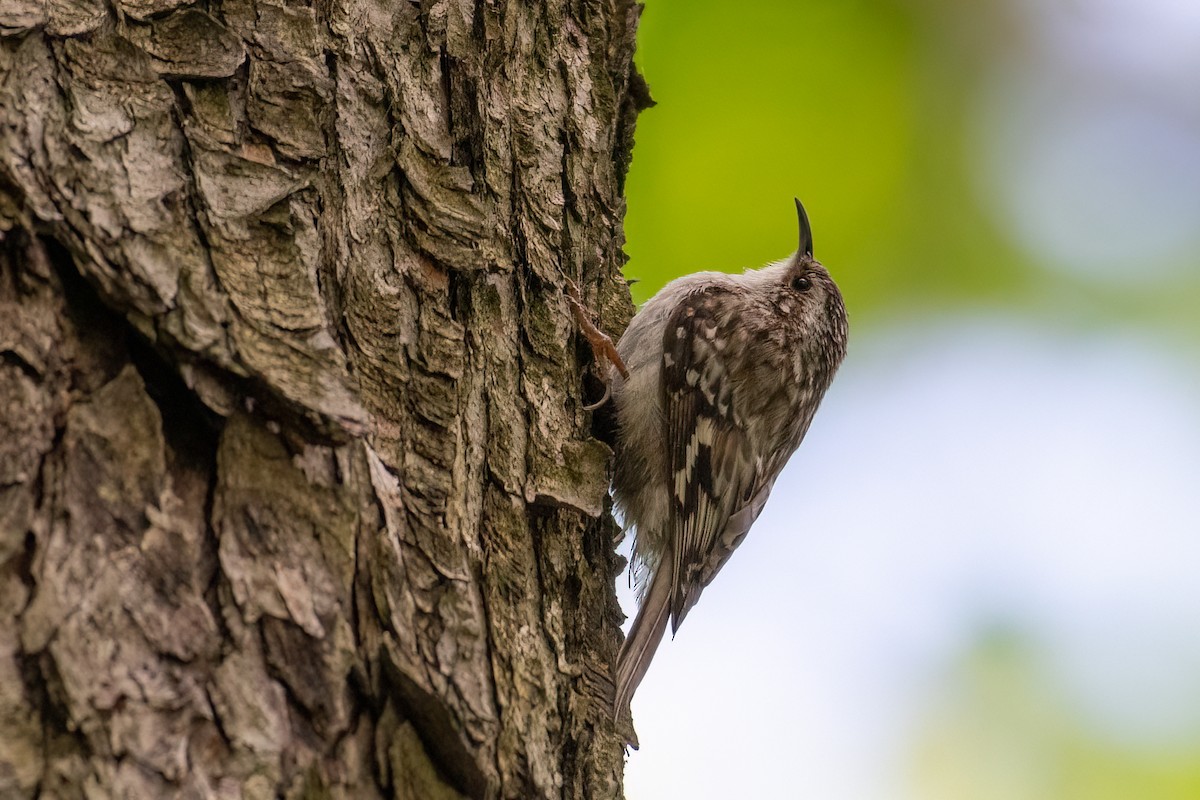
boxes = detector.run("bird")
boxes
[609,198,848,718]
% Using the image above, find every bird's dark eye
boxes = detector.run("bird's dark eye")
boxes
[791,275,812,293]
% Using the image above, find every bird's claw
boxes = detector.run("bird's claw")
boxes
[565,279,628,411]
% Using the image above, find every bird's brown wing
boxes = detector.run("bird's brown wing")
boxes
[661,286,771,631]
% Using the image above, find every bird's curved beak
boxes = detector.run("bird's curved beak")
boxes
[794,197,814,259]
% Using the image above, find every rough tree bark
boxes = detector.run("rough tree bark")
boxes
[0,0,648,796]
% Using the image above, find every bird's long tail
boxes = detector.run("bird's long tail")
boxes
[614,558,673,718]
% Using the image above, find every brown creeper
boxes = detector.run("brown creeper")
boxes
[611,199,848,716]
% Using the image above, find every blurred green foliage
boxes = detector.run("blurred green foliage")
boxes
[625,0,1012,315]
[623,0,1200,334]
[911,630,1200,800]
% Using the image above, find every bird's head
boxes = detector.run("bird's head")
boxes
[762,199,849,366]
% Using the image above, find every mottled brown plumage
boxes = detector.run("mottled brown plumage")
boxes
[611,199,848,719]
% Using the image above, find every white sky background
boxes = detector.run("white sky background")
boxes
[619,322,1200,800]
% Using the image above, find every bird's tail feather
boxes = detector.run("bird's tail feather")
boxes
[614,560,673,718]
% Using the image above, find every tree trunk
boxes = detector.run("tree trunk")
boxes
[0,0,647,796]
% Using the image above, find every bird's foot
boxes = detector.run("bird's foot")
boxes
[564,279,628,410]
